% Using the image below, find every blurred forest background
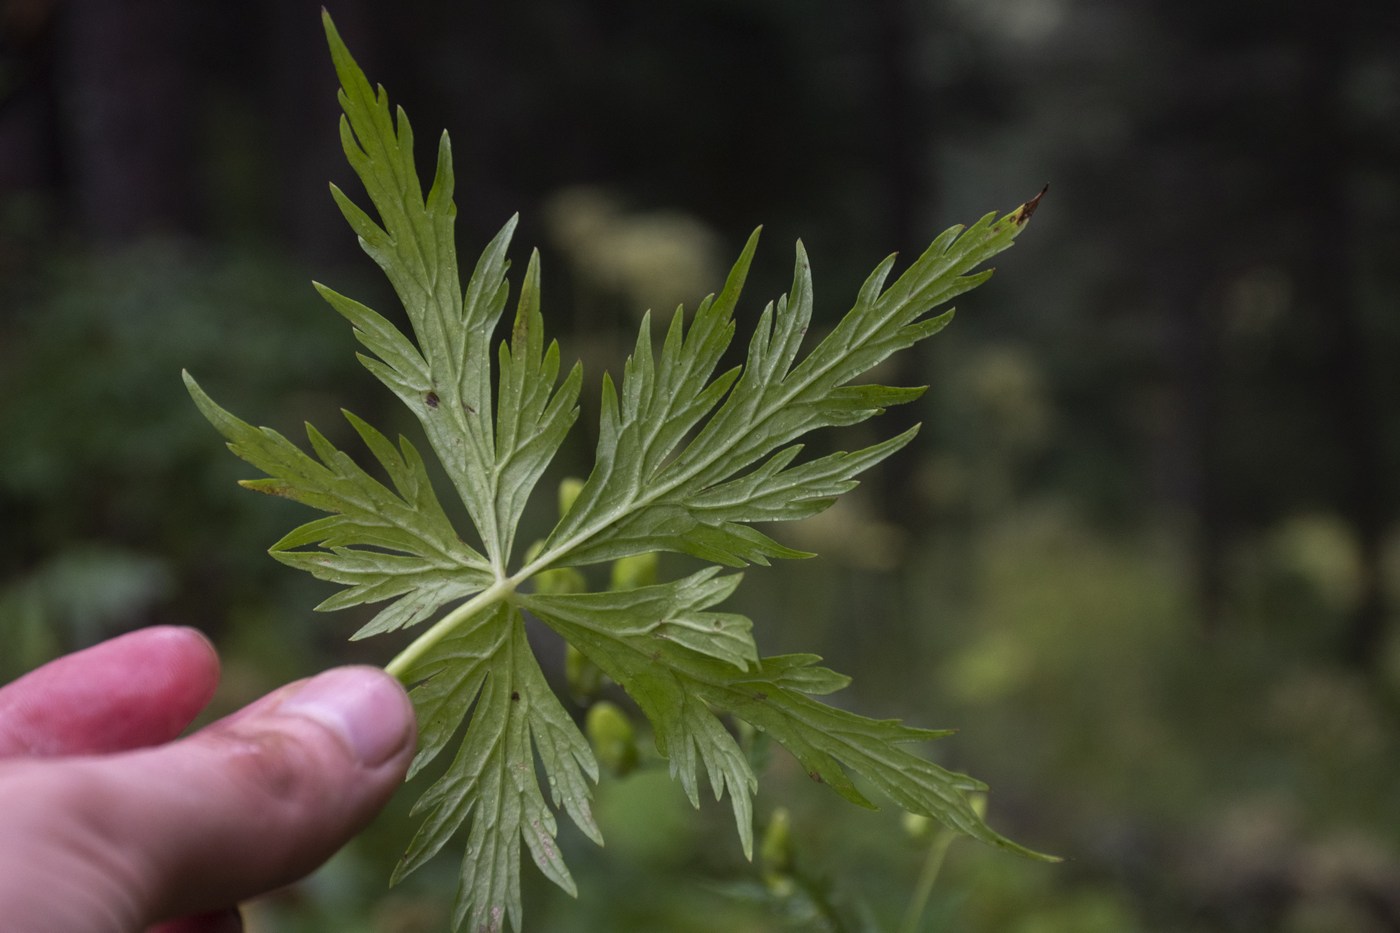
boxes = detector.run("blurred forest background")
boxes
[3,0,1400,930]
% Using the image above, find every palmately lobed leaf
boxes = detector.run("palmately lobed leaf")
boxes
[184,11,1052,932]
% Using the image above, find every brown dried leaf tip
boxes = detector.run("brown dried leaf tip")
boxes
[1012,184,1049,226]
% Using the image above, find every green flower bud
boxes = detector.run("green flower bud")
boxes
[586,700,638,776]
[902,811,932,841]
[609,551,658,590]
[565,642,605,702]
[558,477,585,519]
[759,806,793,879]
[535,566,587,595]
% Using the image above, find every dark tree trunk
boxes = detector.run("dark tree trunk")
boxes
[266,0,375,266]
[57,0,197,242]
[1151,150,1228,634]
[1166,258,1227,634]
[871,0,925,256]
[1293,2,1390,669]
[868,0,933,526]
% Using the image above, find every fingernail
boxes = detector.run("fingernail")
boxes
[279,667,414,766]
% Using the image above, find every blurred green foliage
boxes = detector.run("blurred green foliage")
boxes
[3,0,1399,930]
[0,240,393,680]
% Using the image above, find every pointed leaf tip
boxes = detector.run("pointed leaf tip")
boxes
[321,8,339,43]
[1013,184,1048,226]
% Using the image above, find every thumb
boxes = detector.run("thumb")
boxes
[0,666,416,932]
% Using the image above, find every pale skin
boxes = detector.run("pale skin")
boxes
[0,626,416,933]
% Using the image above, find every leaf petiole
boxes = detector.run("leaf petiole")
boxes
[384,573,520,679]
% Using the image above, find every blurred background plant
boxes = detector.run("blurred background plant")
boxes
[2,0,1399,930]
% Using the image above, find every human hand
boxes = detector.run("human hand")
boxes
[0,626,416,933]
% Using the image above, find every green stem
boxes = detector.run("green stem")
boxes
[383,573,520,680]
[899,828,957,933]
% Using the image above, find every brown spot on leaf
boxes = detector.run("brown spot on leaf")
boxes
[241,480,296,500]
[424,391,440,409]
[808,770,823,783]
[1013,184,1049,226]
[511,691,520,702]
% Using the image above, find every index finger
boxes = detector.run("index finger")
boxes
[0,626,220,758]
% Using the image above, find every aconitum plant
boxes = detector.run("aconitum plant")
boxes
[186,13,1050,932]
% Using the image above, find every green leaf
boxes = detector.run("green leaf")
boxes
[324,13,580,572]
[185,11,1053,932]
[393,608,600,932]
[523,586,1045,862]
[530,219,1021,572]
[183,373,493,639]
